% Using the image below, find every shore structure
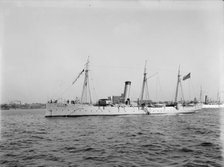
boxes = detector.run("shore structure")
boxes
[199,89,224,109]
[45,58,200,117]
[201,95,224,108]
[202,104,224,108]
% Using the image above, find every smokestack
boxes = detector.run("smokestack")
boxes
[123,81,131,103]
[205,95,208,104]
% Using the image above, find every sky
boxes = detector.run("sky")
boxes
[0,0,224,104]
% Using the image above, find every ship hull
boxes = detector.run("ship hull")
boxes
[45,103,147,117]
[45,103,200,117]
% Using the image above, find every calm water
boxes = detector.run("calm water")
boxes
[0,108,224,167]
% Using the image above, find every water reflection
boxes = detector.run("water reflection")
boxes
[220,109,224,160]
[0,109,223,166]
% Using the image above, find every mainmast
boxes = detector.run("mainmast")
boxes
[174,66,181,103]
[81,57,92,104]
[199,86,202,103]
[140,61,149,102]
[174,66,185,103]
[217,92,220,103]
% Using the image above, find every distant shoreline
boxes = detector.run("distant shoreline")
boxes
[0,103,46,110]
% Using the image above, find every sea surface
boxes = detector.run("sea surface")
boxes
[0,108,224,167]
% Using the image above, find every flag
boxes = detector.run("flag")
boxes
[183,73,191,81]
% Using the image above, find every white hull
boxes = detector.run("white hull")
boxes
[147,106,200,115]
[202,104,224,109]
[45,103,200,117]
[45,103,146,117]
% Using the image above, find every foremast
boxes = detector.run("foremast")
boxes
[174,66,184,103]
[81,57,92,104]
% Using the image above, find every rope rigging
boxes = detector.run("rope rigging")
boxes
[52,68,85,101]
[72,69,85,85]
[89,70,98,103]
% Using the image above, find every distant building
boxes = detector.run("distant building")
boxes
[9,100,21,105]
